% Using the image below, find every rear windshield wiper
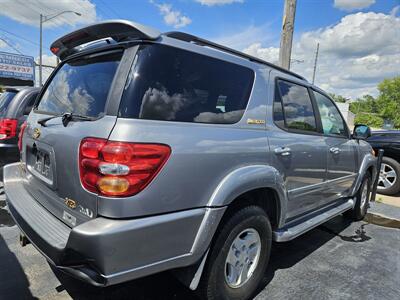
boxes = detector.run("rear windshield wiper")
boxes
[38,113,95,127]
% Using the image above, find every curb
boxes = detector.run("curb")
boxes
[365,211,400,230]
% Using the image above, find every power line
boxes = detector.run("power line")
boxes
[0,36,56,69]
[0,37,24,55]
[97,0,122,18]
[0,27,39,46]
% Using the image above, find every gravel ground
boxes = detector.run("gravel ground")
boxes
[0,198,399,300]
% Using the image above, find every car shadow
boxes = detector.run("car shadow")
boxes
[0,234,36,299]
[257,215,369,295]
[51,266,195,300]
[54,215,367,300]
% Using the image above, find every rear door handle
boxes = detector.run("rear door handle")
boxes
[330,147,341,154]
[274,147,291,156]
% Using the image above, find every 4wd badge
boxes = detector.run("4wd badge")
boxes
[33,128,41,139]
[64,198,77,209]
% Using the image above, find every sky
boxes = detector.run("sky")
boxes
[0,0,399,99]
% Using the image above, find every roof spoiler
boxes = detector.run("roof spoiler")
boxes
[50,20,160,60]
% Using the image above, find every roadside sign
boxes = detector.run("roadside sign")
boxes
[0,51,35,83]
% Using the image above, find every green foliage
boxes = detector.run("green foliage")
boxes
[376,77,400,128]
[354,113,384,128]
[349,94,379,114]
[329,93,349,103]
[333,76,400,129]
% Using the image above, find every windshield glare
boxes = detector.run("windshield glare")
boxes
[36,52,122,118]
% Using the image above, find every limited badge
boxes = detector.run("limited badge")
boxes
[247,118,266,125]
[33,128,41,139]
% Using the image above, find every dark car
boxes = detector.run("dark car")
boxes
[0,87,39,179]
[367,130,400,195]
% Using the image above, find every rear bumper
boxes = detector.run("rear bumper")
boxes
[4,163,225,286]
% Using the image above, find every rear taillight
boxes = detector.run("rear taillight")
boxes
[18,121,27,152]
[0,118,18,140]
[79,138,171,197]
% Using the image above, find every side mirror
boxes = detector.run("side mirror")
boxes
[23,106,33,116]
[353,124,371,140]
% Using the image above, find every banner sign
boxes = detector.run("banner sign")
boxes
[0,51,35,82]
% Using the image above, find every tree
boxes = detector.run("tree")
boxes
[329,93,349,103]
[354,113,384,129]
[349,94,378,115]
[376,76,400,128]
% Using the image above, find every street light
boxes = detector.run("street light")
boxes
[39,10,81,86]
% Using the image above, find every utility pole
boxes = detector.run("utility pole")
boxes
[312,43,319,84]
[279,0,297,70]
[39,14,43,87]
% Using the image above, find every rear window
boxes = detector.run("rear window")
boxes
[119,44,254,124]
[0,91,17,117]
[36,52,122,117]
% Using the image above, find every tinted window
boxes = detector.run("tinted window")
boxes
[275,80,317,132]
[37,52,122,117]
[119,44,254,124]
[314,91,347,137]
[0,91,17,117]
[273,85,285,129]
[19,91,39,116]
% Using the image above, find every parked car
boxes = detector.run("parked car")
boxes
[0,87,39,179]
[3,20,377,300]
[367,130,400,195]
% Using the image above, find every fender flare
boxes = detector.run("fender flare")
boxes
[181,165,287,290]
[207,165,287,227]
[351,153,377,196]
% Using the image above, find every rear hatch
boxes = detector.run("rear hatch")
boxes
[22,50,124,227]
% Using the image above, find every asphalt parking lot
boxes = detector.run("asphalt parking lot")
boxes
[0,186,399,300]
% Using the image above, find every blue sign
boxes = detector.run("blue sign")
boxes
[0,51,35,82]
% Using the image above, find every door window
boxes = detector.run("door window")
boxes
[274,80,317,133]
[313,91,347,137]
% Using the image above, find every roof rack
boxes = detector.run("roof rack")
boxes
[51,20,160,60]
[164,31,306,81]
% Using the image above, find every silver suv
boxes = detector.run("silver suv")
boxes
[4,20,377,300]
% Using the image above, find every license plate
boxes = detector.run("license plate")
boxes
[33,150,51,179]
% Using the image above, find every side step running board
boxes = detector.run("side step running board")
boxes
[273,199,354,242]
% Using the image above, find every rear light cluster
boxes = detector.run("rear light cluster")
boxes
[18,121,27,152]
[0,118,18,140]
[79,138,171,197]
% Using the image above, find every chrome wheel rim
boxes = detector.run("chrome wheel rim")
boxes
[224,228,261,288]
[360,182,369,209]
[378,163,397,190]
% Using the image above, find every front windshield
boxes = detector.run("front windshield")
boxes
[36,51,122,118]
[0,91,17,117]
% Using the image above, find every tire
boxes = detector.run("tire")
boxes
[377,157,400,195]
[345,173,371,221]
[197,205,272,300]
